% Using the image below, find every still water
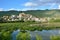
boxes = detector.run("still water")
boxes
[12,29,60,40]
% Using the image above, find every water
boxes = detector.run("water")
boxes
[30,30,60,40]
[12,29,60,40]
[12,30,20,40]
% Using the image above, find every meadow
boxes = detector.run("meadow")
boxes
[0,21,60,40]
[0,21,60,32]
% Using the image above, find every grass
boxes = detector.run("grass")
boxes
[16,32,42,40]
[0,31,11,40]
[16,32,31,40]
[36,34,42,40]
[50,35,60,40]
[0,22,60,32]
[0,22,60,40]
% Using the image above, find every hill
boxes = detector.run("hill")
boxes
[0,10,60,17]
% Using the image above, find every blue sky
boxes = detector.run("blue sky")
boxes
[0,0,60,11]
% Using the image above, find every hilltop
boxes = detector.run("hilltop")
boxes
[0,10,60,18]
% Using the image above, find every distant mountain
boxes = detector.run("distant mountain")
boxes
[0,10,60,17]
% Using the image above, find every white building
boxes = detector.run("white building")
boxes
[18,13,26,20]
[34,18,40,22]
[10,15,17,21]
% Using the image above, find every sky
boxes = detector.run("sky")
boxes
[0,0,60,11]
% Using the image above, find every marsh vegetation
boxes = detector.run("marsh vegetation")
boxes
[0,21,60,40]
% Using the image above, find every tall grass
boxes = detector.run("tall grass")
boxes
[50,35,60,40]
[16,32,31,40]
[36,34,42,40]
[0,31,11,40]
[0,22,60,32]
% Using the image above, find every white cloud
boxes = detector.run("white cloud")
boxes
[8,8,16,10]
[30,0,60,6]
[21,8,33,11]
[24,2,38,7]
[5,8,37,11]
[8,8,21,11]
[58,5,60,9]
[50,3,56,9]
[0,8,3,11]
[21,8,38,11]
[29,0,60,9]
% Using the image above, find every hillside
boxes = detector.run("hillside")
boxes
[0,10,60,17]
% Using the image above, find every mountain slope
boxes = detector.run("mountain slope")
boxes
[0,10,60,17]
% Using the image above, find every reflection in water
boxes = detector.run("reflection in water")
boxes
[12,30,20,40]
[30,30,60,40]
[12,29,60,40]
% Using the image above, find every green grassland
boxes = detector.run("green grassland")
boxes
[0,21,60,32]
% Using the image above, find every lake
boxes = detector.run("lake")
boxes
[12,29,60,40]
